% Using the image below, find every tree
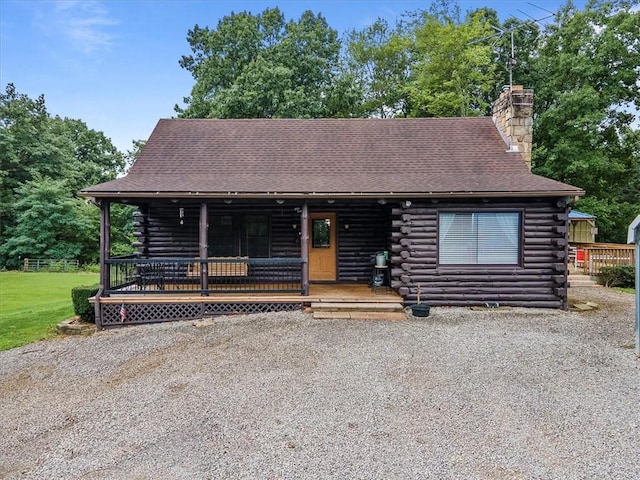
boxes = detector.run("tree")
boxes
[46,116,125,194]
[0,176,99,265]
[344,18,412,117]
[529,0,640,242]
[405,3,500,117]
[123,138,146,172]
[176,8,347,118]
[0,84,126,267]
[0,84,62,244]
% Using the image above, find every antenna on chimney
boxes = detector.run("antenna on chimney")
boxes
[469,5,556,88]
[490,26,515,88]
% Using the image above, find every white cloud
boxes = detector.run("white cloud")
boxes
[47,0,118,54]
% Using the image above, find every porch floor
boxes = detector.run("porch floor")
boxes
[101,283,401,305]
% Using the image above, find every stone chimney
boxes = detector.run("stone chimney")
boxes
[492,85,534,170]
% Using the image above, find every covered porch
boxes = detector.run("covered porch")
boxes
[94,197,396,328]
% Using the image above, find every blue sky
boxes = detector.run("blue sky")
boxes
[1,0,587,153]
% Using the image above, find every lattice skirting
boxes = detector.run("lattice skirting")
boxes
[100,301,304,327]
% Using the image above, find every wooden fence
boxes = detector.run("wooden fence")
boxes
[23,258,80,272]
[572,244,635,275]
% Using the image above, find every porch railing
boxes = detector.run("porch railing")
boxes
[104,257,304,295]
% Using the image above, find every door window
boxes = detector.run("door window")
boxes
[312,218,331,248]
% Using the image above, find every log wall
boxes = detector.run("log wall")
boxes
[133,203,199,257]
[311,201,389,282]
[131,200,389,283]
[391,198,570,308]
[128,197,569,307]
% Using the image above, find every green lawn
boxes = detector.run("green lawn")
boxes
[613,287,635,294]
[0,271,99,351]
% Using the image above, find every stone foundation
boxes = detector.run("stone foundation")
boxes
[56,317,96,335]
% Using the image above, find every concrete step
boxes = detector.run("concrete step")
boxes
[570,281,600,287]
[568,274,599,287]
[311,301,407,321]
[313,311,407,321]
[310,302,405,312]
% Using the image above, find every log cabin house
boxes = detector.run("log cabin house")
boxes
[81,86,584,328]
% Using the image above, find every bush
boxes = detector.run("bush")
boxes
[81,263,100,273]
[597,265,636,288]
[71,285,100,323]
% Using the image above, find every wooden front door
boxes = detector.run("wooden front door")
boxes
[309,213,337,281]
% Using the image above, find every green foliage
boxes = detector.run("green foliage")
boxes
[406,5,500,117]
[0,176,99,266]
[82,263,101,273]
[48,116,124,193]
[110,203,137,256]
[574,196,638,244]
[344,18,411,117]
[529,1,640,241]
[71,285,100,323]
[177,8,346,118]
[597,265,636,288]
[0,84,128,268]
[0,271,99,350]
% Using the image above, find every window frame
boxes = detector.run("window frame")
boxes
[437,209,523,268]
[208,213,271,258]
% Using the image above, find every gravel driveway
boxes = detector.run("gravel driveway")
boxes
[1,287,638,479]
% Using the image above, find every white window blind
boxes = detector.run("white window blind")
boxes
[439,212,520,265]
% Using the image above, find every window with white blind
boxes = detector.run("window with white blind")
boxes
[438,212,521,265]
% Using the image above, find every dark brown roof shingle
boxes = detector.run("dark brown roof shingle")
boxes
[82,117,583,198]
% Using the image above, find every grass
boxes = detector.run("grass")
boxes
[0,271,99,351]
[613,287,635,294]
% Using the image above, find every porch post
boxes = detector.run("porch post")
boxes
[199,201,209,295]
[99,200,111,295]
[301,200,309,295]
[96,199,110,331]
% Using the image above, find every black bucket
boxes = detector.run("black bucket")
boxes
[411,303,430,317]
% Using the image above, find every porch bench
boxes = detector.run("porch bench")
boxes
[132,263,166,290]
[187,257,250,278]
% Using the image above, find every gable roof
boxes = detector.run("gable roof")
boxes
[82,117,584,199]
